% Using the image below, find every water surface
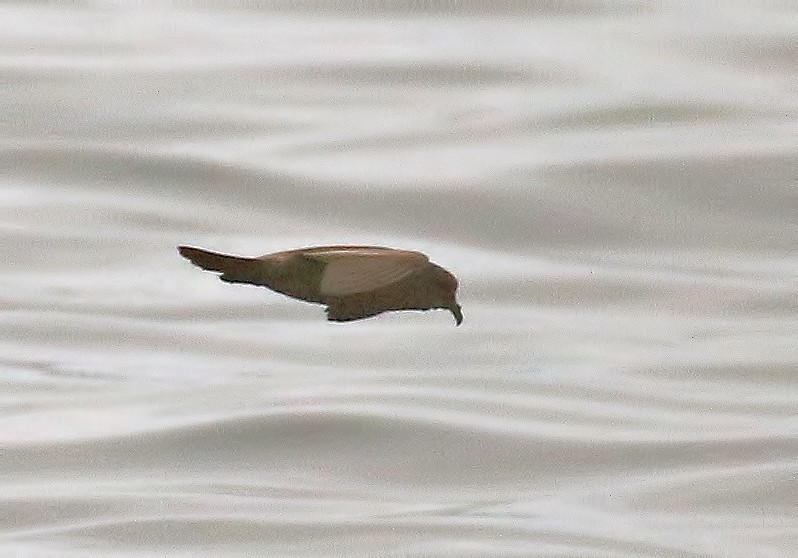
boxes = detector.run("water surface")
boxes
[1,3,796,557]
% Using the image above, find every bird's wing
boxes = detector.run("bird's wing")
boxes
[307,249,429,296]
[178,245,271,286]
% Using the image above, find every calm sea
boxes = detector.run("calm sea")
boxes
[1,3,796,557]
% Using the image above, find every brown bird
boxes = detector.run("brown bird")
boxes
[178,245,463,325]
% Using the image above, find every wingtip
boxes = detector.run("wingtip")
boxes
[177,245,194,258]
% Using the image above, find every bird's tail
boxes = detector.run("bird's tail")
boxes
[178,245,264,284]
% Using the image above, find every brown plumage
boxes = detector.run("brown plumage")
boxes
[178,245,463,325]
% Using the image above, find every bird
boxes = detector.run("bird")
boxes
[178,244,463,325]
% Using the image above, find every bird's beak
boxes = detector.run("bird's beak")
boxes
[450,303,463,326]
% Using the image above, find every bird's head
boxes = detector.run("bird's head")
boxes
[426,264,463,326]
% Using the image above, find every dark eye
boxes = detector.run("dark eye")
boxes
[434,270,456,289]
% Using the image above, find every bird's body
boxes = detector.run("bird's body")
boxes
[178,245,462,325]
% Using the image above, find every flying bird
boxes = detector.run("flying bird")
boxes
[178,245,463,325]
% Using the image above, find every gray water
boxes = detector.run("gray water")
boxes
[1,3,796,557]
